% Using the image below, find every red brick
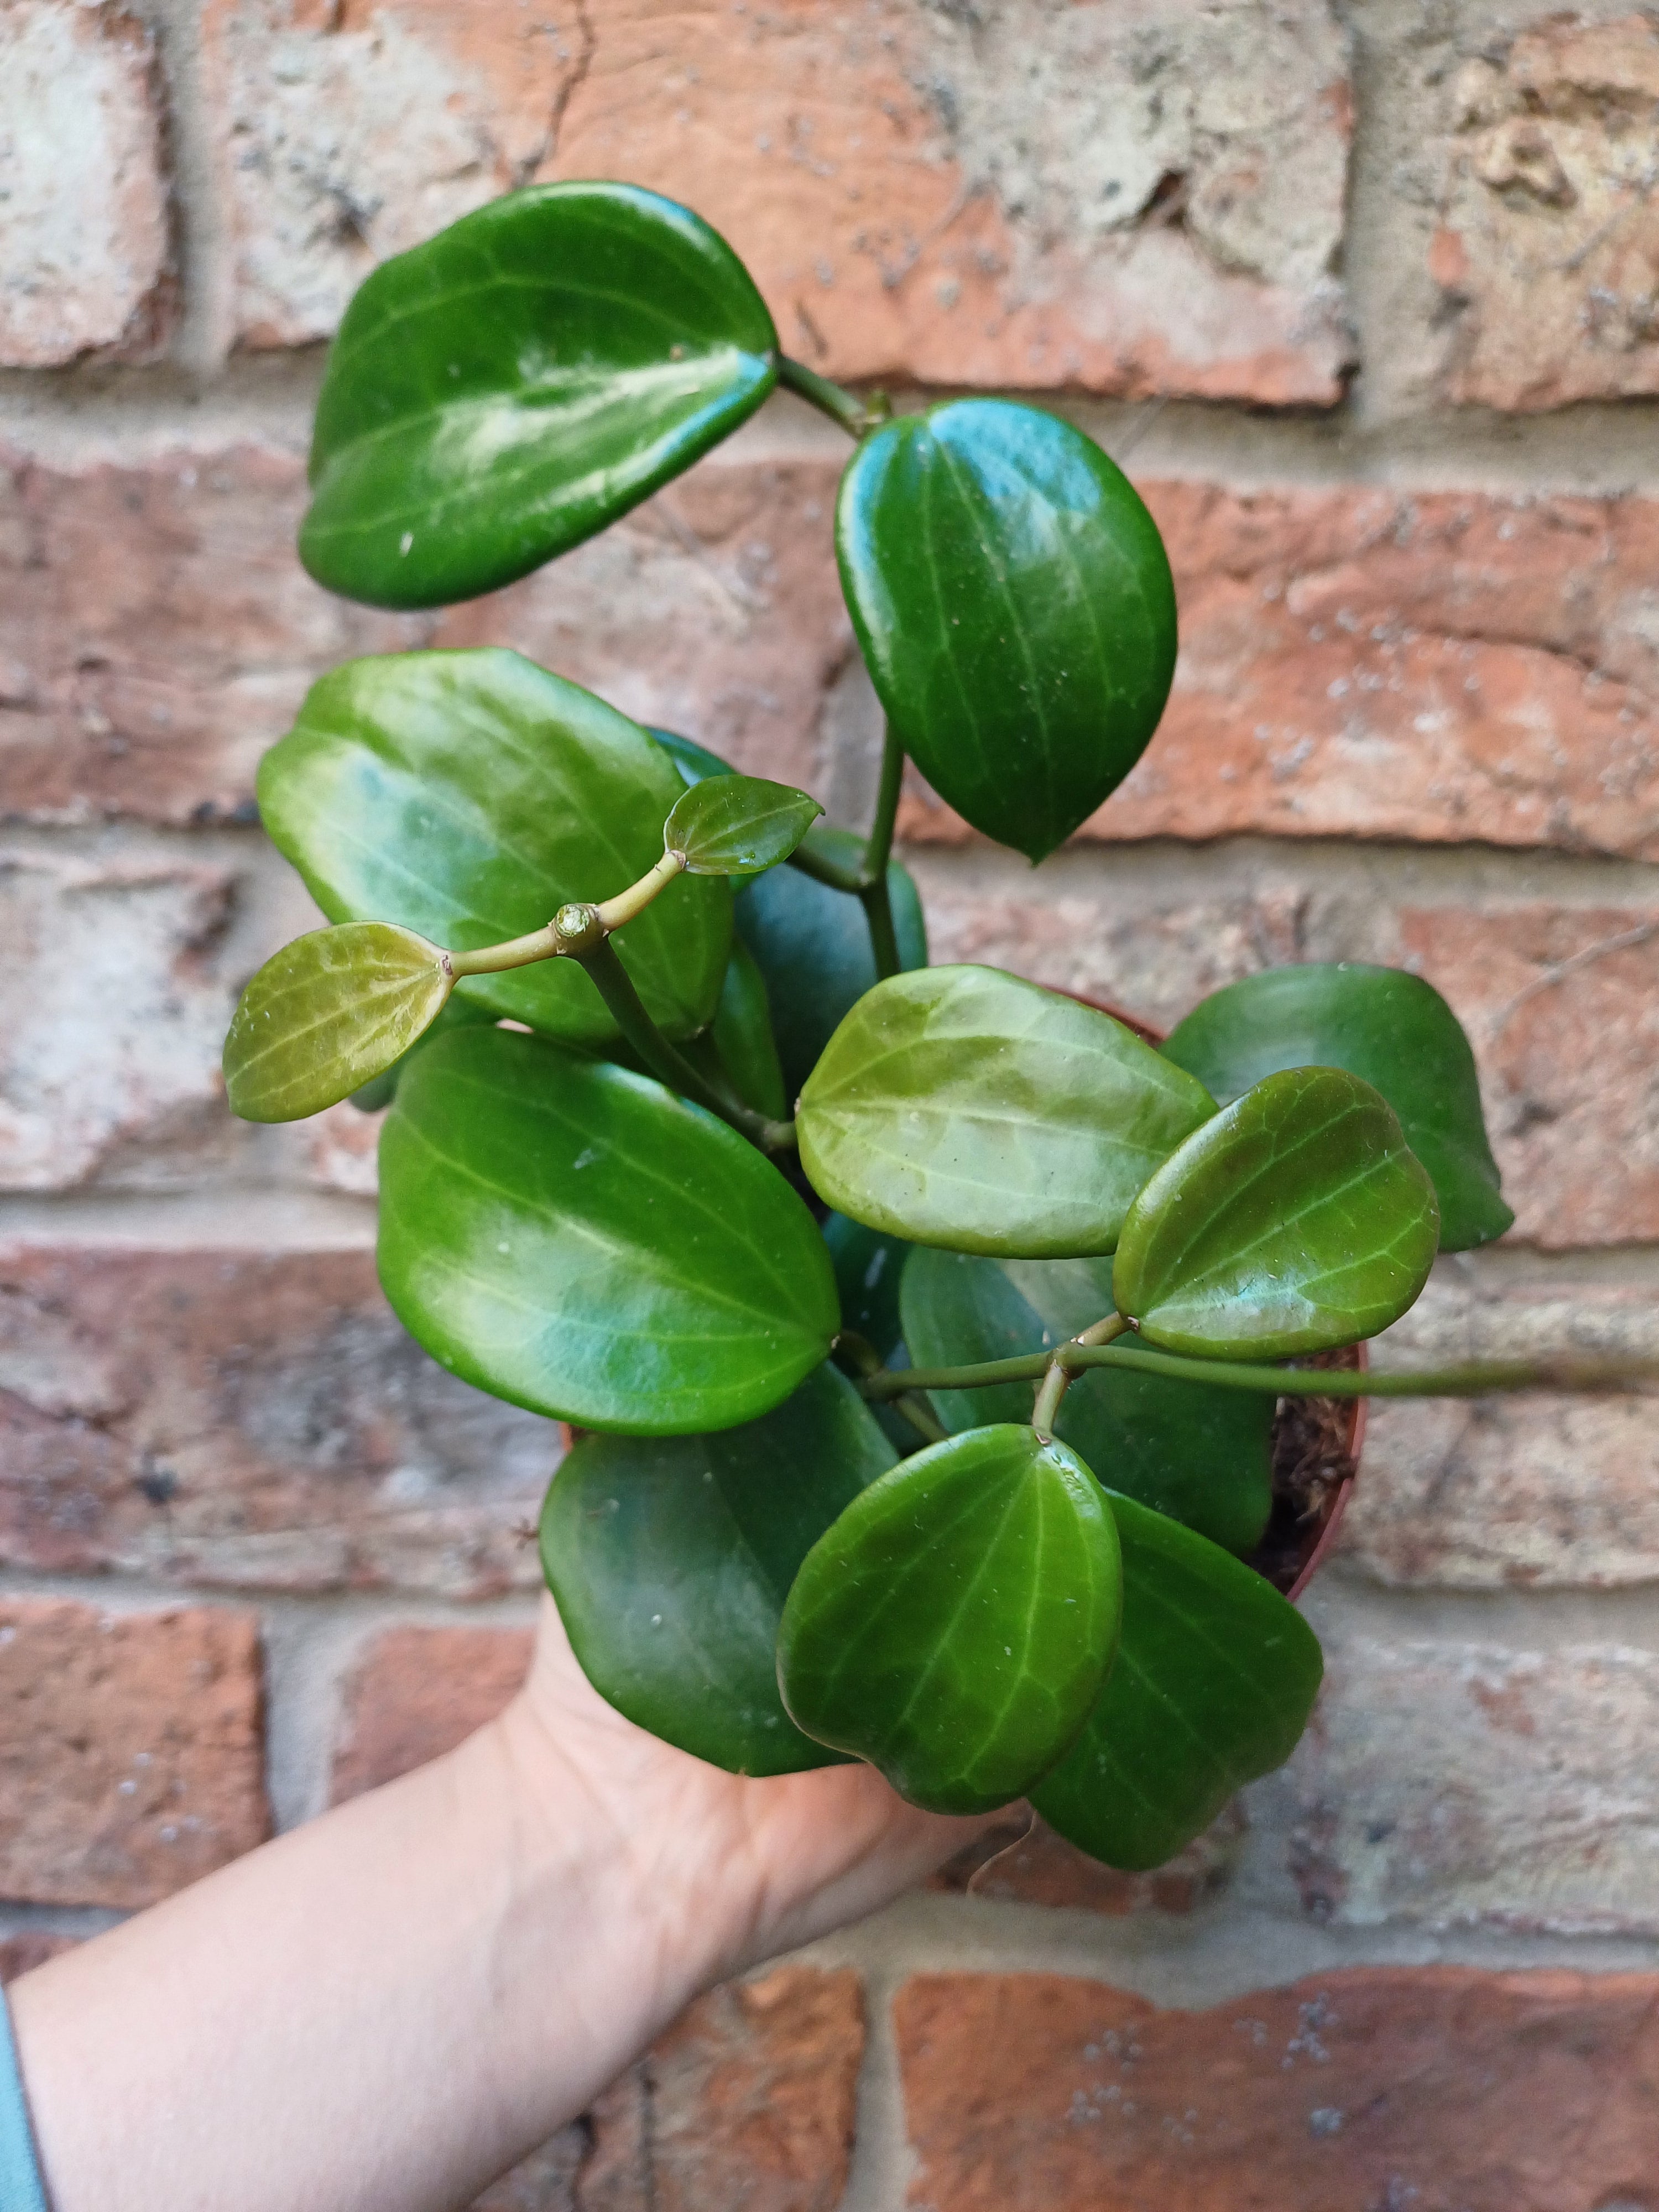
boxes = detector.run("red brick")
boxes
[0,1932,77,1984]
[330,1625,534,1801]
[1350,1269,1659,1587]
[1288,1632,1659,1932]
[581,1966,864,2212]
[0,3,172,366]
[932,1805,1246,1916]
[204,0,1353,403]
[896,1966,1659,2210]
[0,1597,269,1909]
[0,1243,554,1598]
[1429,16,1659,410]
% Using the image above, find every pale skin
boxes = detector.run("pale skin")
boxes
[11,1596,989,2212]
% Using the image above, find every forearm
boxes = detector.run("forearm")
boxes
[9,1700,712,2212]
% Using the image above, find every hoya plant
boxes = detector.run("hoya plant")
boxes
[225,183,1644,1870]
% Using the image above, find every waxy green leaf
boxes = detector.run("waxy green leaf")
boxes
[348,993,497,1114]
[541,1363,896,1776]
[377,1025,837,1432]
[823,1212,911,1361]
[300,184,779,609]
[651,727,737,787]
[225,921,451,1123]
[258,649,731,1051]
[797,967,1216,1257]
[1162,964,1513,1253]
[777,1424,1122,1814]
[1032,1490,1323,1870]
[1114,1066,1440,1359]
[665,774,823,876]
[706,940,787,1120]
[836,399,1177,863]
[900,1249,1272,1556]
[735,825,928,1100]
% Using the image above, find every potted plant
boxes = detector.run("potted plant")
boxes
[222,182,1647,1876]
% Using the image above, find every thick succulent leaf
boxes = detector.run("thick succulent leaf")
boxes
[777,1424,1122,1815]
[225,921,451,1123]
[377,1026,836,1432]
[300,184,778,609]
[1032,1490,1323,1871]
[348,993,497,1113]
[901,1248,1272,1556]
[823,1212,911,1360]
[836,398,1177,863]
[541,1363,895,1776]
[1162,963,1512,1252]
[665,774,823,875]
[1114,1067,1440,1359]
[797,966,1215,1257]
[736,827,928,1099]
[257,649,731,1050]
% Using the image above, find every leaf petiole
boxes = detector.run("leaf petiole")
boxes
[1031,1313,1129,1440]
[777,354,885,440]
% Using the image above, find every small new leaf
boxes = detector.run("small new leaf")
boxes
[223,921,452,1124]
[1113,1066,1441,1359]
[665,774,824,876]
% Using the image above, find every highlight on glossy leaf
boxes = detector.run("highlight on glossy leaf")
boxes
[777,1423,1123,1815]
[1031,1490,1323,1872]
[1161,963,1513,1253]
[836,398,1177,864]
[300,183,779,609]
[541,1363,895,1777]
[1113,1066,1441,1360]
[797,966,1215,1258]
[224,921,452,1124]
[664,774,824,876]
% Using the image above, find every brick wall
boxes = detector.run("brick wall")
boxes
[4,1,1659,2203]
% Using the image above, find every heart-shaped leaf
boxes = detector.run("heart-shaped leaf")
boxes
[1113,1066,1440,1359]
[735,826,928,1100]
[900,1249,1272,1556]
[836,398,1177,863]
[797,967,1215,1257]
[1162,963,1512,1253]
[1031,1489,1323,1871]
[777,1424,1122,1814]
[225,921,452,1123]
[300,183,779,609]
[540,1363,895,1777]
[665,774,824,876]
[258,649,731,1051]
[378,1025,837,1432]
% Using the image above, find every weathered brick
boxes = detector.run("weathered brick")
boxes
[932,1804,1246,1915]
[0,2,171,366]
[331,1625,534,1801]
[1288,1630,1659,1932]
[0,1931,76,1984]
[896,1965,1659,2210]
[205,0,1353,401]
[1429,14,1659,410]
[472,2131,585,2212]
[1348,1268,1659,1588]
[0,1243,555,1598]
[582,1966,864,2212]
[0,1597,269,1909]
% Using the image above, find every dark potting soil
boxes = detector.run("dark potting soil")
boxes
[1247,1345,1361,1595]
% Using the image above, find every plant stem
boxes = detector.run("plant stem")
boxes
[1031,1313,1128,1441]
[575,940,797,1156]
[856,720,907,982]
[596,851,685,932]
[446,926,557,977]
[835,1332,949,1448]
[786,836,864,895]
[858,1342,1659,1403]
[778,355,874,440]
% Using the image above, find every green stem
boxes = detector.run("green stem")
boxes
[834,1332,948,1448]
[859,1342,1659,1404]
[596,851,685,932]
[576,940,797,1156]
[1031,1313,1129,1441]
[786,838,864,895]
[778,354,873,440]
[446,926,557,977]
[857,720,907,982]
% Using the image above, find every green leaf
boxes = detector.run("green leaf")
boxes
[224,921,451,1123]
[778,1423,1121,1814]
[665,774,824,875]
[1162,964,1513,1253]
[836,398,1177,864]
[900,1249,1272,1556]
[735,827,928,1099]
[347,992,498,1114]
[300,184,778,610]
[1032,1490,1323,1871]
[377,1025,837,1432]
[540,1363,895,1777]
[823,1213,911,1360]
[257,649,731,1051]
[651,727,737,787]
[797,966,1216,1258]
[1114,1066,1441,1359]
[706,940,787,1120]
